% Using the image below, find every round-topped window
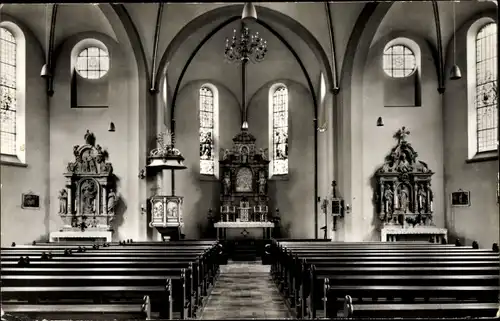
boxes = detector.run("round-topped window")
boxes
[75,46,109,79]
[383,44,416,78]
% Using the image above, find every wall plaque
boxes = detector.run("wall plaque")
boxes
[21,192,40,209]
[451,190,470,207]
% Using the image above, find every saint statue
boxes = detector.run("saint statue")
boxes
[417,185,427,213]
[222,171,231,195]
[383,184,393,215]
[107,191,116,214]
[58,189,68,214]
[258,171,267,195]
[81,180,97,214]
[399,186,410,213]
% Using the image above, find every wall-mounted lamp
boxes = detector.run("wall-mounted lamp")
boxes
[138,168,146,179]
[449,1,462,80]
[40,64,51,78]
[376,117,384,127]
[108,122,115,132]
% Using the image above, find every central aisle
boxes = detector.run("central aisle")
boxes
[199,261,292,319]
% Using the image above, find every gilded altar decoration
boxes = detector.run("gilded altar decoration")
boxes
[58,130,117,232]
[375,126,435,228]
[218,128,270,222]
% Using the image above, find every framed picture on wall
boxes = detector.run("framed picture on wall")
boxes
[451,190,470,207]
[21,192,40,210]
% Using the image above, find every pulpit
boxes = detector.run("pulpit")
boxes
[375,126,447,242]
[50,130,116,243]
[146,130,187,241]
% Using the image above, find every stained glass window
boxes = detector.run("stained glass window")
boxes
[383,45,416,78]
[76,46,110,79]
[1,27,17,155]
[272,86,288,175]
[200,86,214,175]
[475,23,498,153]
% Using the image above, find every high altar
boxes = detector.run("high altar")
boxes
[50,130,116,242]
[213,128,275,240]
[375,127,447,243]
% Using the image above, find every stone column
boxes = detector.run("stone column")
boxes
[380,183,385,213]
[393,184,398,209]
[66,183,72,214]
[102,187,108,215]
[414,182,418,212]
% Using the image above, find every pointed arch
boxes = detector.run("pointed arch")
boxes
[268,83,289,177]
[199,83,219,177]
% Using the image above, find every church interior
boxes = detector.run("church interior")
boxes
[1,1,499,320]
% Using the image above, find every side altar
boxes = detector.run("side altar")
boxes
[50,130,116,243]
[375,126,447,243]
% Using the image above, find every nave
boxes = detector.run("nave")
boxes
[1,238,499,320]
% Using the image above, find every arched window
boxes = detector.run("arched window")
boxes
[199,84,219,176]
[269,84,289,176]
[474,22,497,153]
[0,27,17,155]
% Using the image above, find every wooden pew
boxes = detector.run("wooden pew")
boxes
[1,284,168,320]
[1,241,221,320]
[273,240,499,319]
[343,295,499,318]
[1,260,206,319]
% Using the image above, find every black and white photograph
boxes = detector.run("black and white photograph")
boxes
[0,1,499,320]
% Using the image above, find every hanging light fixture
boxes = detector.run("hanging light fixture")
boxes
[450,1,462,80]
[241,2,257,21]
[108,122,116,132]
[377,117,384,127]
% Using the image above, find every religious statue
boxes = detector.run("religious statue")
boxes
[383,184,393,215]
[81,180,97,214]
[417,184,427,213]
[396,153,412,173]
[241,146,249,163]
[58,189,68,214]
[107,191,116,214]
[222,171,231,195]
[222,149,231,161]
[398,186,410,213]
[259,148,269,161]
[258,171,267,195]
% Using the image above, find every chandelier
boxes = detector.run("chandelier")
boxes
[224,26,268,63]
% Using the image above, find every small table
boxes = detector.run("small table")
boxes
[381,226,448,243]
[49,231,112,243]
[214,221,275,240]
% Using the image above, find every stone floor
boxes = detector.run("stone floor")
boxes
[199,261,292,319]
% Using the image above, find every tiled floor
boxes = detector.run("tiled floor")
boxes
[199,261,292,319]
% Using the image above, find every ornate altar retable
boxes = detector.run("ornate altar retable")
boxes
[50,130,116,243]
[214,128,274,240]
[375,126,447,243]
